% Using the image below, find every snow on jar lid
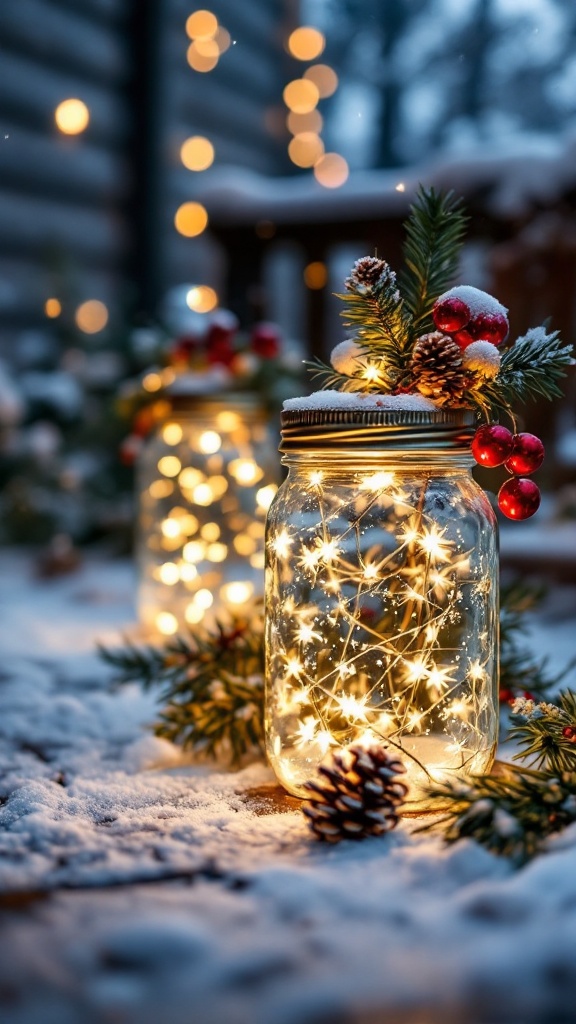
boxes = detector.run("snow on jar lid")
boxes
[280,391,476,451]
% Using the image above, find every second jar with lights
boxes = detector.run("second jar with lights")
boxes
[137,386,279,637]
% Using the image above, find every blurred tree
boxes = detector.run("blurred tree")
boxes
[312,0,576,168]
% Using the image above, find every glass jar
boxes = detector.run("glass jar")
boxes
[137,388,279,637]
[265,406,499,809]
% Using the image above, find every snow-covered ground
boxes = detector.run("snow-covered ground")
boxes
[1,550,576,1024]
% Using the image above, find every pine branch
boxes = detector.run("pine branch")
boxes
[317,256,413,393]
[399,187,468,339]
[424,766,576,866]
[100,612,265,766]
[304,356,380,393]
[497,326,573,406]
[509,690,576,774]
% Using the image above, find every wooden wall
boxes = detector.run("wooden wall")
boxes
[0,0,131,339]
[0,0,292,341]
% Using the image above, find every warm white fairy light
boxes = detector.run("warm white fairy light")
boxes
[295,623,322,644]
[360,471,395,491]
[138,406,277,636]
[266,460,497,802]
[418,526,453,562]
[272,529,293,558]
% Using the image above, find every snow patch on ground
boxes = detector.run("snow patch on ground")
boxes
[1,552,576,1023]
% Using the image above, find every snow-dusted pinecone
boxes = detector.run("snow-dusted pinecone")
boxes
[301,744,408,843]
[345,256,390,294]
[411,331,469,406]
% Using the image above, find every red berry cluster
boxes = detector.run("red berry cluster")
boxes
[471,425,545,520]
[432,294,508,350]
[562,726,576,744]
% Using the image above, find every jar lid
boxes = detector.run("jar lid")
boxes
[280,406,476,451]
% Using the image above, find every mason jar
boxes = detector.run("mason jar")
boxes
[137,386,279,637]
[265,406,499,809]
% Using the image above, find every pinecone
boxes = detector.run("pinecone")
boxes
[345,256,391,294]
[301,744,408,843]
[411,331,470,406]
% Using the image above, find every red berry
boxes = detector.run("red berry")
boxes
[499,687,515,704]
[497,477,541,520]
[562,726,576,739]
[250,322,281,358]
[452,328,475,351]
[469,312,509,346]
[504,433,545,476]
[471,424,514,467]
[432,297,470,333]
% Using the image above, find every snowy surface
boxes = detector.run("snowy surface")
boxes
[283,390,439,412]
[198,133,576,224]
[1,550,576,1024]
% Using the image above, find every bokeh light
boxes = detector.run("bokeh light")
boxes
[75,300,109,334]
[54,98,90,135]
[314,153,349,189]
[174,201,208,236]
[303,64,339,98]
[304,262,328,289]
[187,40,219,71]
[186,285,218,312]
[44,298,61,318]
[180,135,215,171]
[287,27,325,61]
[186,9,218,39]
[283,79,320,114]
[288,132,324,168]
[287,109,323,135]
[215,26,231,53]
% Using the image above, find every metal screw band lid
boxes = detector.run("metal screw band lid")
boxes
[280,406,476,451]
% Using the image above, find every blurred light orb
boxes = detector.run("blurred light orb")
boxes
[181,135,214,171]
[304,261,328,289]
[288,132,324,168]
[44,298,61,318]
[215,26,231,53]
[314,153,349,189]
[186,285,218,312]
[75,299,109,334]
[287,109,323,136]
[187,40,219,71]
[283,79,320,114]
[55,98,90,135]
[303,64,338,98]
[288,26,325,61]
[174,201,208,237]
[186,9,218,39]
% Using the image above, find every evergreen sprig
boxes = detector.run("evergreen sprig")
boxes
[100,610,265,766]
[509,690,576,774]
[304,356,375,394]
[399,186,468,339]
[425,767,576,867]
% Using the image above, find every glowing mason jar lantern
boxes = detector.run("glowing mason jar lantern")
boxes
[265,407,499,809]
[137,389,279,636]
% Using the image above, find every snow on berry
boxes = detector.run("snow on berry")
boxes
[437,286,508,322]
[461,341,501,378]
[330,339,369,376]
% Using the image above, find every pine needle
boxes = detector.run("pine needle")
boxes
[399,186,468,339]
